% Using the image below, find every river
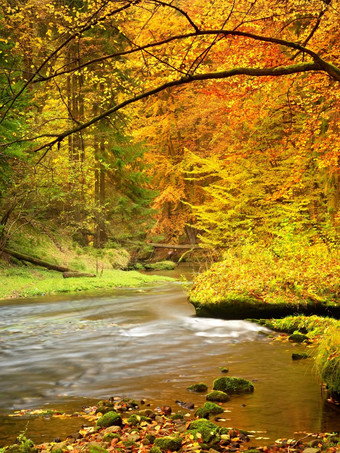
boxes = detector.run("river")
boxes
[0,268,339,446]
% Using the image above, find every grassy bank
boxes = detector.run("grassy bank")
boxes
[189,244,340,319]
[0,266,173,300]
[0,225,173,300]
[256,315,340,396]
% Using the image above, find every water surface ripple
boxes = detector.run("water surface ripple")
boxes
[0,280,339,444]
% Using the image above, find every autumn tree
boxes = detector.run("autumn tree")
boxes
[0,0,339,249]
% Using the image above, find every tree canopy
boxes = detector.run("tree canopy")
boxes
[0,0,339,248]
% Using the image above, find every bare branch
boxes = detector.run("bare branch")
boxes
[148,0,200,32]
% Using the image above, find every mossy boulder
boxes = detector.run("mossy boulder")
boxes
[127,414,151,425]
[102,433,120,443]
[213,377,254,394]
[187,383,208,392]
[154,436,182,451]
[145,434,156,444]
[206,390,230,402]
[187,419,220,444]
[288,333,309,343]
[171,413,184,420]
[292,352,310,360]
[144,261,176,271]
[195,402,224,418]
[96,411,122,428]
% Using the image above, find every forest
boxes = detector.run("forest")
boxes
[0,0,339,452]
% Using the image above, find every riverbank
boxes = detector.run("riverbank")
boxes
[0,266,174,300]
[0,225,175,300]
[1,397,339,453]
[254,315,340,398]
[189,244,340,319]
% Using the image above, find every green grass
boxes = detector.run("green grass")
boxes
[0,266,173,300]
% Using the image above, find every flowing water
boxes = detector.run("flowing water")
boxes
[0,268,339,446]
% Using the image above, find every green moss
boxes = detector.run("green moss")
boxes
[127,414,151,425]
[88,446,108,453]
[170,413,184,420]
[149,447,162,453]
[123,441,138,448]
[0,267,173,300]
[288,333,309,343]
[195,402,224,418]
[145,434,156,443]
[213,377,254,394]
[102,433,120,443]
[144,261,176,271]
[96,411,122,428]
[255,316,340,337]
[187,419,220,444]
[187,383,208,392]
[206,391,230,402]
[154,436,182,451]
[292,352,310,360]
[219,367,229,373]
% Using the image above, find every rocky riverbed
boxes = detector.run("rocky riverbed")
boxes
[2,397,339,453]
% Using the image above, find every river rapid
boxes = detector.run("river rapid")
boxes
[0,267,339,445]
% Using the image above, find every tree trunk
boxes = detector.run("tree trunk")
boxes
[2,248,73,272]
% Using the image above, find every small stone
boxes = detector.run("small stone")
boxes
[86,442,108,453]
[142,439,151,446]
[102,426,121,434]
[187,383,208,392]
[175,400,195,410]
[302,448,321,453]
[127,433,140,443]
[292,352,310,360]
[102,433,120,443]
[51,443,68,453]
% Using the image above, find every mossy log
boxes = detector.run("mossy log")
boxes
[63,272,96,278]
[2,248,95,277]
[3,248,71,272]
[147,243,201,249]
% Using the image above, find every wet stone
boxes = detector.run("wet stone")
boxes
[302,448,321,453]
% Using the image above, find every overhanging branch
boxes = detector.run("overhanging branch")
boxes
[31,61,324,154]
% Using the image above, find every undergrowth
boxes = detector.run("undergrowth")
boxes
[189,243,339,306]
